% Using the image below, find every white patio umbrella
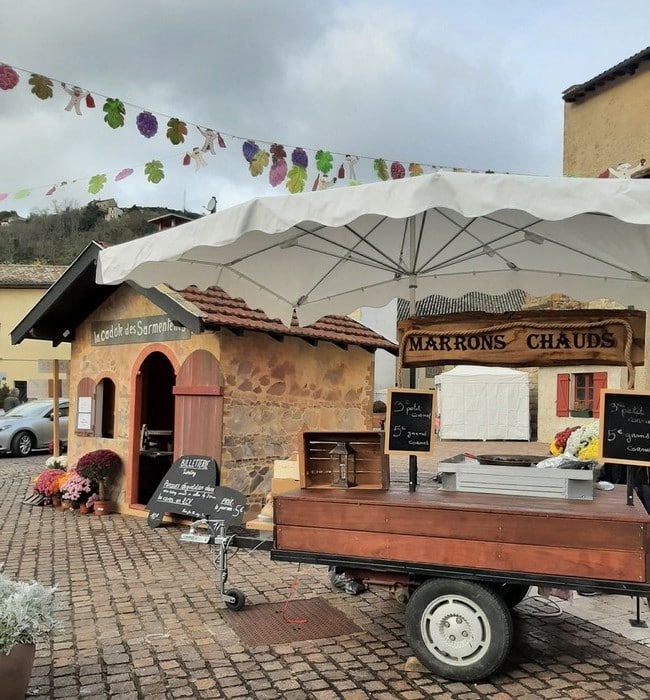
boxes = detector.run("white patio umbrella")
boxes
[97,171,650,326]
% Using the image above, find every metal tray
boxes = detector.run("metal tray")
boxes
[476,454,549,467]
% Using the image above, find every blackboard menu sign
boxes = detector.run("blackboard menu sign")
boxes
[599,390,650,467]
[384,388,436,456]
[147,455,246,528]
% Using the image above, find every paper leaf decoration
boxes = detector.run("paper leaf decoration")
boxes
[88,174,107,194]
[390,161,405,179]
[374,158,389,181]
[103,98,126,128]
[286,165,307,193]
[85,94,95,108]
[46,185,56,195]
[217,132,226,148]
[269,158,287,187]
[315,150,333,174]
[242,140,259,163]
[29,74,53,100]
[166,118,187,145]
[0,193,7,201]
[14,189,31,199]
[115,168,134,181]
[136,111,158,138]
[145,160,165,183]
[249,150,269,176]
[409,163,424,177]
[0,64,19,90]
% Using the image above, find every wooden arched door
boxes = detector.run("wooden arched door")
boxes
[173,349,224,472]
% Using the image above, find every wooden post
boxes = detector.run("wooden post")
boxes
[52,359,60,458]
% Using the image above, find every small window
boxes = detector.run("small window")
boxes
[96,378,116,438]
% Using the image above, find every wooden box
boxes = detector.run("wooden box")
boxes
[299,431,390,490]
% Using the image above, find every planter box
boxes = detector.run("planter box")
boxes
[570,409,593,418]
[300,431,390,489]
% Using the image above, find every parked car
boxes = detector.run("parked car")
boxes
[0,399,69,457]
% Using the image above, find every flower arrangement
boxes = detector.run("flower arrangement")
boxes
[45,455,68,470]
[60,471,94,506]
[565,420,599,458]
[33,469,68,500]
[549,421,600,461]
[549,426,581,455]
[0,572,61,655]
[75,449,122,501]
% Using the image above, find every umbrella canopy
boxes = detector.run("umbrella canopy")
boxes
[97,172,650,326]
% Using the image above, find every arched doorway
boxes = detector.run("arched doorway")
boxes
[136,351,176,505]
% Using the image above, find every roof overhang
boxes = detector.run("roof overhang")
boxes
[11,241,203,346]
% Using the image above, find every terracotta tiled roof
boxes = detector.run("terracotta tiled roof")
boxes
[179,286,398,354]
[563,46,650,103]
[0,264,67,288]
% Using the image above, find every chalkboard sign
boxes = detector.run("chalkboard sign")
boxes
[147,454,246,528]
[599,390,650,467]
[384,388,436,456]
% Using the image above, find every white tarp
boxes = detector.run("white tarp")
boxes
[434,366,529,441]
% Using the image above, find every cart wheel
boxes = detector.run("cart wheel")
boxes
[405,578,513,682]
[492,583,530,608]
[224,588,246,611]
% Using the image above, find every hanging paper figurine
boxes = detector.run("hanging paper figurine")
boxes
[197,126,224,154]
[346,154,360,184]
[61,83,88,115]
[189,147,207,170]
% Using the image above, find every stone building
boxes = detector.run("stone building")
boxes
[12,242,397,517]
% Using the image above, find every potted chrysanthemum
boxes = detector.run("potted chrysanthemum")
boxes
[75,449,122,515]
[0,573,61,699]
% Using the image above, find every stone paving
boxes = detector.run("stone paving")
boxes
[1,447,650,699]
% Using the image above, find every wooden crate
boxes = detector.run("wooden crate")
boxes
[299,431,390,489]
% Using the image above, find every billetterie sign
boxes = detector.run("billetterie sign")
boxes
[398,310,645,368]
[91,314,191,346]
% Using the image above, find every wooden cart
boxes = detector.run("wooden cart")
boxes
[271,479,650,681]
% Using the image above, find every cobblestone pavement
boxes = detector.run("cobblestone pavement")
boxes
[1,447,650,700]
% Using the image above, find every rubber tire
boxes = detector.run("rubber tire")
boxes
[493,583,530,608]
[224,588,245,611]
[405,578,513,682]
[11,431,34,457]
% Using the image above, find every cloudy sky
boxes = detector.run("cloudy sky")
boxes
[1,0,649,218]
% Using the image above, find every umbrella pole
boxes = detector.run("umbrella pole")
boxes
[408,218,418,493]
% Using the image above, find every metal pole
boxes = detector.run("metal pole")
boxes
[408,218,418,492]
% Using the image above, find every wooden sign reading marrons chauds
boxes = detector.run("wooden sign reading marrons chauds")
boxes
[398,309,646,368]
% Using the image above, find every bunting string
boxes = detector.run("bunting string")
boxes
[0,61,519,204]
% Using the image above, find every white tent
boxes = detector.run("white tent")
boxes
[434,366,529,441]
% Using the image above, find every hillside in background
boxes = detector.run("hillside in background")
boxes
[0,202,200,265]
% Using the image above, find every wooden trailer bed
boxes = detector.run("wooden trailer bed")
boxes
[272,484,650,594]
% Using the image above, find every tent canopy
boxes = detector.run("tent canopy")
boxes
[435,365,529,441]
[97,172,650,327]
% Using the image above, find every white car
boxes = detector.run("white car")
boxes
[0,399,69,457]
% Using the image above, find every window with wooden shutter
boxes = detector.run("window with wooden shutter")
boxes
[591,372,607,418]
[556,373,569,416]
